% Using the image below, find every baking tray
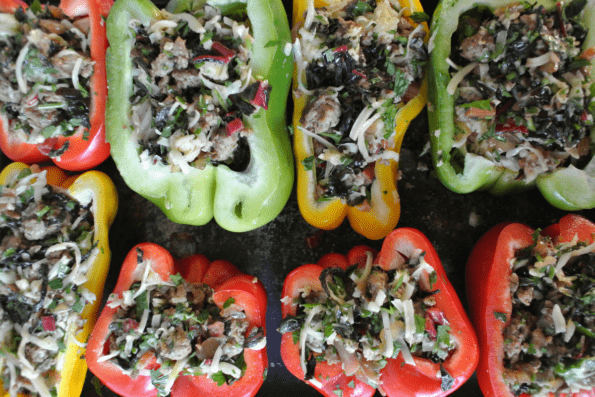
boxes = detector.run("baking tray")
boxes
[78,100,595,397]
[6,0,595,395]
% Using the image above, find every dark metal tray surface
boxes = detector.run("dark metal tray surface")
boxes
[80,107,594,397]
[6,0,594,396]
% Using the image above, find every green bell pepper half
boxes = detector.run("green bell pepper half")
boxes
[427,0,595,210]
[105,0,293,231]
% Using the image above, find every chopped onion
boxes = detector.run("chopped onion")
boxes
[300,305,323,376]
[298,126,337,149]
[397,337,415,366]
[526,52,554,68]
[173,13,205,33]
[97,350,121,363]
[381,310,393,358]
[552,304,566,334]
[446,58,460,70]
[304,0,316,30]
[15,42,30,94]
[28,376,52,397]
[71,56,84,92]
[334,340,360,376]
[564,319,576,342]
[165,357,189,394]
[403,299,416,343]
[446,62,477,95]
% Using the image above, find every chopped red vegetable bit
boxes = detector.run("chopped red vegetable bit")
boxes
[226,118,244,136]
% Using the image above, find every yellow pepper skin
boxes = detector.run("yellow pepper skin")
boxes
[0,162,118,397]
[293,0,428,240]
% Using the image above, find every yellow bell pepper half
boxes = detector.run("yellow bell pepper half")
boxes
[292,0,428,240]
[0,162,118,397]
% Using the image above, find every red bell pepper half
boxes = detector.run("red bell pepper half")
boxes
[466,214,595,397]
[0,0,111,171]
[280,228,478,397]
[86,243,268,397]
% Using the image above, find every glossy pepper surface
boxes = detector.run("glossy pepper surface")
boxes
[105,0,293,232]
[86,243,268,397]
[0,161,118,397]
[427,0,595,210]
[466,214,595,397]
[0,0,112,171]
[280,228,478,397]
[292,0,428,240]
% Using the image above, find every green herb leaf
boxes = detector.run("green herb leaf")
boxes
[429,271,438,290]
[3,247,16,257]
[30,0,42,14]
[135,290,148,319]
[150,370,168,396]
[494,311,507,323]
[393,69,409,98]
[302,155,315,171]
[223,297,235,309]
[570,58,591,69]
[92,376,103,396]
[17,168,32,180]
[409,12,429,23]
[170,273,184,286]
[460,99,493,111]
[318,131,342,145]
[49,279,63,290]
[211,371,227,386]
[414,314,426,333]
[57,340,66,352]
[352,1,374,17]
[436,325,451,346]
[72,297,84,313]
[41,125,57,139]
[37,206,51,220]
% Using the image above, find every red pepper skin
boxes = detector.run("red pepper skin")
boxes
[0,0,111,171]
[466,215,595,397]
[281,259,376,397]
[280,229,478,397]
[86,243,268,397]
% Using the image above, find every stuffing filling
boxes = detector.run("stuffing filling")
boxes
[129,4,270,174]
[295,0,427,206]
[449,0,594,183]
[279,250,456,395]
[101,250,265,397]
[0,3,94,156]
[0,166,97,397]
[503,233,595,396]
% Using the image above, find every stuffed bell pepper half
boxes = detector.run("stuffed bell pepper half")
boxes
[105,0,293,232]
[86,243,268,397]
[0,0,112,171]
[279,228,478,397]
[428,0,595,210]
[292,0,429,240]
[466,214,595,397]
[0,162,118,397]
